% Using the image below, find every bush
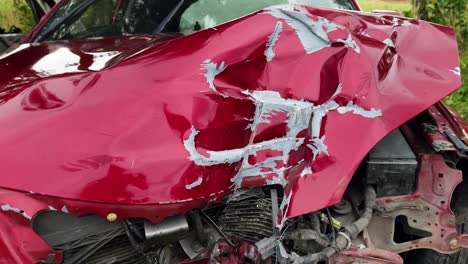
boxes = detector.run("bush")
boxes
[412,0,468,120]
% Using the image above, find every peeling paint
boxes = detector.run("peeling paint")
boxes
[402,20,412,27]
[383,38,395,48]
[267,8,360,53]
[337,101,383,118]
[1,204,31,220]
[201,59,227,96]
[186,176,203,190]
[300,166,312,177]
[265,21,283,62]
[189,58,383,228]
[450,67,461,76]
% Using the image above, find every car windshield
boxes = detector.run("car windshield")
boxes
[33,0,357,42]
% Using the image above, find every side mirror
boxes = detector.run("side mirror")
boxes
[372,10,404,17]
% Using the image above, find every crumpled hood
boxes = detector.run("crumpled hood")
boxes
[0,5,461,221]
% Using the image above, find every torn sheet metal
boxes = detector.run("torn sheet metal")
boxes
[0,1,461,244]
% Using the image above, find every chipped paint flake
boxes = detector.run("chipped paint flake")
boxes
[450,67,461,76]
[186,176,203,190]
[1,204,31,220]
[201,59,227,96]
[383,38,395,48]
[61,205,69,213]
[300,166,312,177]
[337,101,382,118]
[402,20,411,27]
[265,21,283,62]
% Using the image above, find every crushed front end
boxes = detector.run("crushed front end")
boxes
[0,3,465,264]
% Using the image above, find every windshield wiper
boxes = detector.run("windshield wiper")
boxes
[34,0,96,42]
[153,0,185,34]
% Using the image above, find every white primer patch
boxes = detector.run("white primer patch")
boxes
[186,176,203,190]
[300,166,312,177]
[383,38,395,48]
[201,59,227,96]
[268,8,360,54]
[450,67,461,76]
[193,57,384,227]
[1,204,31,220]
[338,101,383,118]
[61,206,69,213]
[265,21,284,62]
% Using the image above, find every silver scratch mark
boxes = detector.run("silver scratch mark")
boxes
[186,176,203,190]
[450,67,461,76]
[337,101,383,118]
[201,59,227,96]
[1,204,31,220]
[265,21,283,62]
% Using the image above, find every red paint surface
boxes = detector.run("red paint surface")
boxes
[0,4,462,263]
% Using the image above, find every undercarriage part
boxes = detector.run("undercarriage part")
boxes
[217,189,274,243]
[283,229,330,247]
[328,248,403,264]
[144,214,189,242]
[291,186,376,264]
[366,129,418,197]
[366,155,463,254]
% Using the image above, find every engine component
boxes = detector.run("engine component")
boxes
[366,129,418,197]
[332,200,353,215]
[290,186,377,264]
[144,214,189,242]
[217,189,274,243]
[32,211,147,264]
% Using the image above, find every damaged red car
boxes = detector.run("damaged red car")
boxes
[0,0,466,263]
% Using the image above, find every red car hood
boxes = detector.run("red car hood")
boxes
[0,6,461,219]
[0,34,178,91]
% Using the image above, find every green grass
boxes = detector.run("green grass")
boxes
[358,0,467,120]
[358,0,412,12]
[445,54,468,120]
[0,0,34,32]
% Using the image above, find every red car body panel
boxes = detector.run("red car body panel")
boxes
[0,4,462,263]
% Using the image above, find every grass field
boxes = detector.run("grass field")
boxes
[358,0,411,12]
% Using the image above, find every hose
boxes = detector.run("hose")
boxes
[291,186,377,264]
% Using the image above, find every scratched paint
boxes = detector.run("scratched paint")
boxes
[265,21,283,62]
[186,176,203,190]
[1,204,31,220]
[189,53,383,227]
[201,59,227,96]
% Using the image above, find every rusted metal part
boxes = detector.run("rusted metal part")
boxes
[365,154,463,254]
[327,248,403,264]
[422,123,456,152]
